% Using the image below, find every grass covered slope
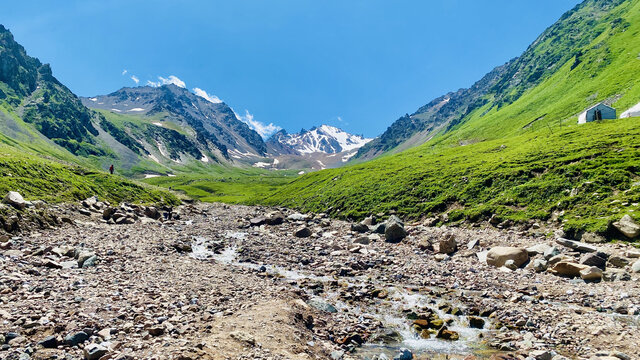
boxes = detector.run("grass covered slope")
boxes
[144,167,299,204]
[0,144,180,206]
[262,118,640,236]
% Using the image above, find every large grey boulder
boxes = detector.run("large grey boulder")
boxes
[631,260,640,273]
[613,215,640,239]
[580,266,603,281]
[3,191,27,210]
[437,234,457,254]
[385,216,407,243]
[486,247,529,268]
[83,343,108,360]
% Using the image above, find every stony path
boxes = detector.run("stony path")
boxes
[0,202,639,360]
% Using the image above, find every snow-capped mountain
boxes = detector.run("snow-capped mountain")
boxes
[261,125,372,170]
[267,125,372,155]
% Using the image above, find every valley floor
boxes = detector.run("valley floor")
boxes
[1,203,639,360]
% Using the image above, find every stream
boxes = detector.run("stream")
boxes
[190,234,499,359]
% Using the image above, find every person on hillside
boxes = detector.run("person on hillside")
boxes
[109,164,114,175]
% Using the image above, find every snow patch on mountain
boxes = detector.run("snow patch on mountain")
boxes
[272,125,372,155]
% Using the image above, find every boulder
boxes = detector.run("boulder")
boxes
[437,234,457,254]
[608,255,630,268]
[486,247,529,268]
[351,223,369,233]
[543,246,560,260]
[581,232,606,244]
[549,261,589,278]
[294,227,312,238]
[3,191,27,210]
[631,260,640,273]
[77,251,96,267]
[385,217,407,243]
[468,316,485,329]
[393,348,413,360]
[579,253,607,270]
[555,238,597,253]
[526,243,551,256]
[65,331,89,346]
[613,214,640,239]
[38,335,58,348]
[249,217,267,226]
[83,343,108,360]
[580,266,603,281]
[532,258,548,273]
[266,212,285,225]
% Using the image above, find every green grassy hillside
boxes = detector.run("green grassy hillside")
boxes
[0,144,180,205]
[259,0,640,237]
[262,118,640,237]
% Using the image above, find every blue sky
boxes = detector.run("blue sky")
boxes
[4,0,580,138]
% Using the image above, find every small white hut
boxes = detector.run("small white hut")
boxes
[620,101,640,118]
[578,103,616,124]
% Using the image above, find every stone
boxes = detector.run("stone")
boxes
[530,350,553,360]
[579,253,606,269]
[543,246,560,260]
[626,249,640,258]
[82,255,98,268]
[65,331,89,346]
[3,191,27,210]
[249,217,267,226]
[613,214,640,239]
[385,217,407,243]
[266,212,285,225]
[581,232,606,243]
[97,328,112,340]
[436,326,459,341]
[580,266,603,281]
[438,234,457,254]
[77,251,96,267]
[38,335,58,348]
[287,213,308,221]
[603,269,631,282]
[549,261,589,278]
[83,343,108,360]
[372,223,386,234]
[532,258,548,272]
[230,331,256,346]
[434,254,449,262]
[393,348,413,360]
[353,236,370,245]
[362,216,376,226]
[555,238,597,253]
[526,243,551,256]
[294,226,312,238]
[608,255,630,268]
[486,247,529,268]
[144,206,160,220]
[102,207,117,220]
[351,223,369,233]
[467,239,480,250]
[148,325,164,336]
[417,238,433,251]
[468,316,485,329]
[631,260,640,273]
[307,299,338,313]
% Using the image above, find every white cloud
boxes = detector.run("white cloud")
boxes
[147,75,186,88]
[235,110,281,139]
[131,75,139,84]
[193,87,222,104]
[122,69,128,75]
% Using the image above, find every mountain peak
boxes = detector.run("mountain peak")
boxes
[267,124,372,155]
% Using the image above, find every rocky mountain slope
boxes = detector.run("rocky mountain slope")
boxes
[356,0,634,159]
[81,85,267,162]
[260,125,372,170]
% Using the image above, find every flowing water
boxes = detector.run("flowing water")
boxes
[190,235,500,359]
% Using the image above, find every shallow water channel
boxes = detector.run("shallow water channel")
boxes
[190,234,501,359]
